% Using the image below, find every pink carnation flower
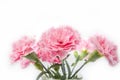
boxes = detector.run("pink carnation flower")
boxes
[10,36,35,68]
[90,35,119,66]
[36,26,81,64]
[20,58,31,68]
[77,39,96,53]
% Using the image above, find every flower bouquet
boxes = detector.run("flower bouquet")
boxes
[10,26,119,80]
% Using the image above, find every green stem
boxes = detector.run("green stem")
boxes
[70,61,88,78]
[70,55,80,78]
[71,62,78,75]
[44,73,49,78]
[38,61,54,78]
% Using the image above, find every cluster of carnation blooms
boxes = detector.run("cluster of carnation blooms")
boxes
[10,26,119,80]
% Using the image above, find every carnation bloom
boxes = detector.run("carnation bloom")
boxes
[36,26,81,64]
[77,39,96,53]
[90,35,119,66]
[10,36,35,68]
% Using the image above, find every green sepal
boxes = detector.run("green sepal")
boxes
[25,52,43,71]
[79,50,88,60]
[74,51,79,59]
[25,52,39,62]
[34,62,44,71]
[54,64,60,72]
[88,50,103,62]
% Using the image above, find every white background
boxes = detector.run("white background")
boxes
[0,0,120,80]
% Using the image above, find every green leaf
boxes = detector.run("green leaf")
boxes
[56,70,61,78]
[65,60,71,79]
[36,71,48,80]
[51,70,57,77]
[61,75,66,80]
[51,70,61,79]
[61,61,66,79]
